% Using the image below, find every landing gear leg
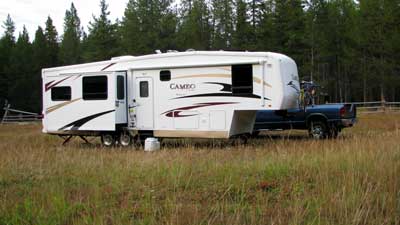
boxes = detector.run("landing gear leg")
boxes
[61,135,73,146]
[79,136,90,144]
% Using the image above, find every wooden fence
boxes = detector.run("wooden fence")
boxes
[342,101,400,114]
[1,104,42,124]
[1,101,399,125]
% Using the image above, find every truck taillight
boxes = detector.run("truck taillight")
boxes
[340,107,346,117]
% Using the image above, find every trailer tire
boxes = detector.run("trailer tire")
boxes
[308,120,328,140]
[101,133,116,147]
[119,132,132,147]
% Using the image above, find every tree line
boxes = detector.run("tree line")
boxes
[0,0,399,113]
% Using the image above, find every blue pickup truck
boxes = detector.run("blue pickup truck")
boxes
[253,104,357,139]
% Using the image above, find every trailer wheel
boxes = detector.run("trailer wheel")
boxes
[119,132,132,147]
[308,121,328,140]
[101,133,116,147]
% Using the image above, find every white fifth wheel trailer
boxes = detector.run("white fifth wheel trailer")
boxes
[42,51,300,146]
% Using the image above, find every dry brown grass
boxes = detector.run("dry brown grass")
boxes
[0,113,399,225]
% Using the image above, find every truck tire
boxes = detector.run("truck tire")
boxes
[308,121,328,139]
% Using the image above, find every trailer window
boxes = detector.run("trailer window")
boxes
[82,76,108,100]
[140,81,149,97]
[160,70,171,81]
[117,76,125,100]
[231,64,253,95]
[51,86,71,101]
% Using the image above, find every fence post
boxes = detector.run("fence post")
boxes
[381,100,386,113]
[1,104,10,124]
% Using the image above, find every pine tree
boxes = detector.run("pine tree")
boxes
[8,26,35,111]
[232,0,252,50]
[31,26,47,111]
[177,0,212,50]
[211,0,234,49]
[84,0,119,61]
[121,0,177,54]
[273,0,308,77]
[0,14,16,103]
[257,0,274,51]
[44,16,59,67]
[33,27,47,70]
[158,3,178,51]
[59,3,82,65]
[305,0,358,102]
[385,0,400,101]
[121,0,142,54]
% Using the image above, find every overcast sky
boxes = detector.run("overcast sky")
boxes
[0,0,129,40]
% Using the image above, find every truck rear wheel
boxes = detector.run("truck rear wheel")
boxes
[308,121,328,139]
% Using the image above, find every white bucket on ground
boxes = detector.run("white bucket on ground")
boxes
[144,137,160,151]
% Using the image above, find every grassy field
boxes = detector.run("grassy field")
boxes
[0,113,399,225]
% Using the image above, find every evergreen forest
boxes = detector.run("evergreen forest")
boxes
[0,0,399,113]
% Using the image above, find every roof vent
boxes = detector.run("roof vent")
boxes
[186,48,195,52]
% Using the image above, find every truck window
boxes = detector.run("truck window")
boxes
[160,70,171,81]
[51,86,71,101]
[117,76,125,100]
[140,81,149,97]
[231,64,253,95]
[82,76,108,100]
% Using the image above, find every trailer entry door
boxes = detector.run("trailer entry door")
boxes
[115,72,127,125]
[135,77,154,129]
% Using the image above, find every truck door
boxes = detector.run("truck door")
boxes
[135,77,154,129]
[115,72,127,125]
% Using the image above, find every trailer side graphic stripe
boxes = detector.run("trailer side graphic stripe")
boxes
[204,82,232,92]
[58,110,115,131]
[172,82,270,100]
[172,74,231,80]
[101,63,116,71]
[45,76,73,92]
[162,102,238,118]
[171,74,273,88]
[253,77,272,88]
[45,80,55,90]
[46,98,81,114]
[173,93,270,100]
